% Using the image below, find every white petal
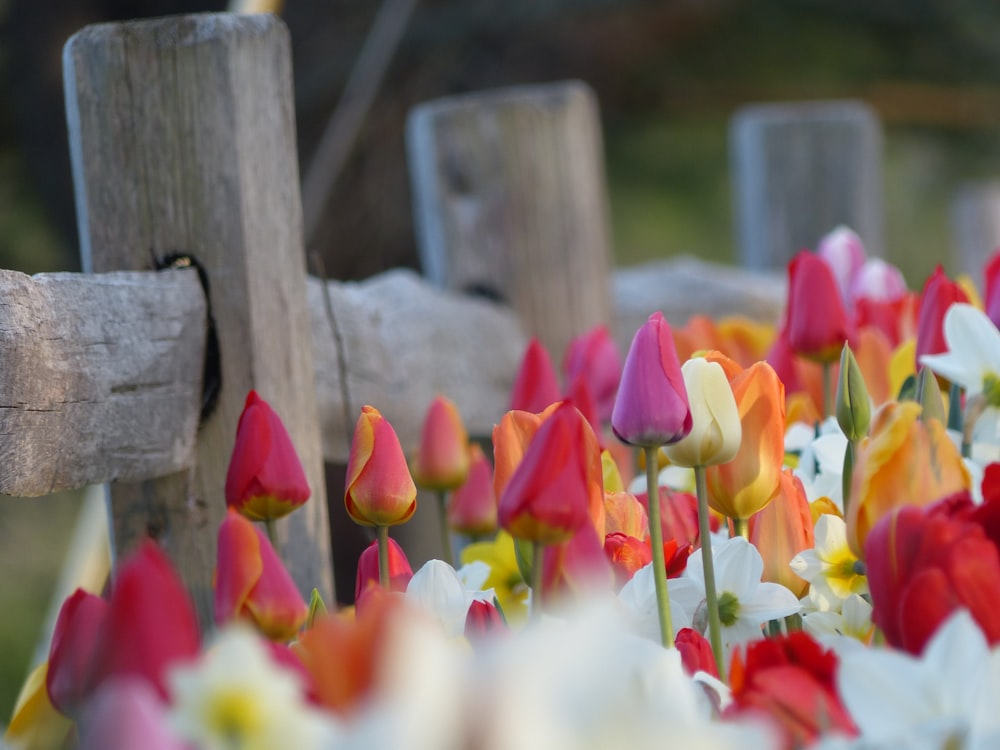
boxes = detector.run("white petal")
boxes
[921,351,978,392]
[837,649,933,739]
[739,582,801,622]
[712,538,763,600]
[944,304,1000,378]
[406,559,472,637]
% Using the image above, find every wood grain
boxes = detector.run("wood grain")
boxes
[64,13,333,618]
[407,80,614,361]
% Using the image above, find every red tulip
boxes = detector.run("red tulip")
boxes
[985,250,1000,329]
[604,532,652,589]
[355,536,413,604]
[92,541,200,701]
[510,338,562,413]
[611,311,691,447]
[498,402,598,544]
[676,627,718,679]
[447,443,498,537]
[345,406,417,527]
[562,325,622,422]
[914,265,970,368]
[46,589,108,716]
[640,487,702,550]
[411,395,470,491]
[726,631,857,750]
[865,499,1000,654]
[225,390,311,521]
[464,599,507,639]
[215,509,308,641]
[785,250,854,363]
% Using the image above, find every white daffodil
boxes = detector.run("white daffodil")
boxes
[618,562,693,643]
[406,559,496,638]
[801,594,874,655]
[836,610,1000,749]
[920,304,1000,400]
[667,537,800,655]
[790,514,867,613]
[168,625,339,750]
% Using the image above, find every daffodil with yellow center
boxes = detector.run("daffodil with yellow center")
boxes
[790,513,867,613]
[460,530,530,624]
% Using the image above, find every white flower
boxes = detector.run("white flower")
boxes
[406,559,494,637]
[836,610,1000,749]
[168,625,339,750]
[793,428,848,510]
[790,514,867,613]
[920,304,1000,400]
[668,537,800,655]
[802,594,873,655]
[618,563,693,643]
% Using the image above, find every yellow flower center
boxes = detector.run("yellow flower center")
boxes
[205,689,264,745]
[984,373,1000,408]
[717,591,741,627]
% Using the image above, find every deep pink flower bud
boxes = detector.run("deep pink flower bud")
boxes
[464,600,506,639]
[447,443,498,537]
[786,250,854,363]
[225,390,311,522]
[47,589,108,716]
[985,250,1000,329]
[355,537,413,604]
[510,338,562,413]
[562,325,623,422]
[611,312,691,447]
[915,265,970,367]
[676,627,719,678]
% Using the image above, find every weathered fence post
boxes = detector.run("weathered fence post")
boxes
[730,100,884,269]
[407,80,615,362]
[951,180,1000,278]
[63,13,333,619]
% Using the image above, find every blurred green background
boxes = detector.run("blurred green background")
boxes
[5,0,1000,724]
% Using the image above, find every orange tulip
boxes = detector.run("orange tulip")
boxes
[705,361,785,520]
[855,325,893,408]
[604,491,649,540]
[748,470,815,598]
[411,395,470,491]
[214,509,308,641]
[846,401,970,557]
[345,406,417,527]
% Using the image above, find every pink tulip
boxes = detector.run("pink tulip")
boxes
[510,338,562,413]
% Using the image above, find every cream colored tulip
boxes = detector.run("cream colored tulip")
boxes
[662,358,742,468]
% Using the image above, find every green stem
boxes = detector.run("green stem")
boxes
[695,464,726,679]
[644,446,674,649]
[841,439,856,517]
[822,360,832,421]
[530,540,543,620]
[264,517,278,549]
[731,517,748,540]
[437,490,454,567]
[376,525,390,589]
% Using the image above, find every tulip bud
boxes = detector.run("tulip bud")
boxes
[464,600,507,639]
[345,406,417,527]
[914,366,946,425]
[562,325,623,422]
[498,402,597,544]
[604,532,652,588]
[447,443,498,537]
[785,250,854,363]
[611,312,692,448]
[225,390,311,522]
[662,358,742,468]
[985,250,1000,330]
[411,395,470,491]
[355,537,413,603]
[836,344,871,441]
[817,225,867,302]
[215,509,308,641]
[675,627,719,678]
[510,338,562,413]
[914,265,969,368]
[47,589,108,716]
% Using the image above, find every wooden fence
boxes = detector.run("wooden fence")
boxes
[0,12,911,626]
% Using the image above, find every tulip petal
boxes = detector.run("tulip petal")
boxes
[215,510,263,627]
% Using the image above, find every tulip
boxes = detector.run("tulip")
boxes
[836,344,871,442]
[785,250,854,364]
[92,540,200,701]
[611,311,692,447]
[498,401,597,545]
[215,509,308,641]
[77,678,185,750]
[539,521,615,602]
[355,536,413,604]
[411,395,470,492]
[46,589,108,717]
[850,257,908,304]
[675,628,719,679]
[225,390,311,522]
[604,532,652,588]
[447,443,498,537]
[662,358,742,469]
[748,471,814,598]
[705,361,785,525]
[914,265,969,368]
[985,250,1000,330]
[563,372,604,448]
[510,337,562,413]
[5,662,74,749]
[865,501,1000,654]
[641,487,702,551]
[604,491,648,539]
[856,294,918,349]
[464,599,507,639]
[492,404,555,500]
[344,405,417,527]
[846,401,970,557]
[725,631,857,749]
[562,325,623,422]
[817,225,867,303]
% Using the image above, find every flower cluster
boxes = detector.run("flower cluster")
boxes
[10,229,1000,750]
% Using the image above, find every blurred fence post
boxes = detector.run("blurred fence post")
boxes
[406,80,615,362]
[63,13,333,621]
[730,100,884,270]
[951,180,1000,279]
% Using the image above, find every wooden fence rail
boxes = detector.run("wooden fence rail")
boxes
[0,11,879,627]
